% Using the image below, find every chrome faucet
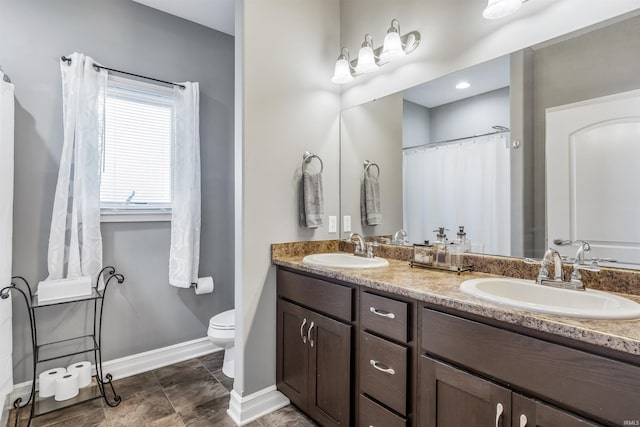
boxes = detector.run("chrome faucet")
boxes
[525,241,605,291]
[392,229,408,245]
[568,241,600,290]
[348,232,367,257]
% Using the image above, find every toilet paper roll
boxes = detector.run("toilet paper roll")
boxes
[39,368,66,398]
[55,372,79,401]
[195,276,214,295]
[67,361,92,388]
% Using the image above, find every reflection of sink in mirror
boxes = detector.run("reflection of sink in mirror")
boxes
[460,278,640,320]
[302,253,389,269]
[339,13,640,270]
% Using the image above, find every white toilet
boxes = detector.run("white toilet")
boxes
[207,309,235,378]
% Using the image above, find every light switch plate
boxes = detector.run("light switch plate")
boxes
[343,215,351,232]
[329,216,337,233]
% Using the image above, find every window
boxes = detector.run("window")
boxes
[100,76,175,221]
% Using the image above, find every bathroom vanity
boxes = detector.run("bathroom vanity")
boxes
[274,250,640,427]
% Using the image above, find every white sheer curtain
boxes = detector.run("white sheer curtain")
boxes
[169,82,201,288]
[0,70,15,401]
[403,133,511,255]
[47,53,107,287]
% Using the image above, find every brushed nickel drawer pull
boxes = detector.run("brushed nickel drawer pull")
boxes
[519,414,528,427]
[369,307,396,319]
[300,318,307,344]
[369,359,395,375]
[495,403,504,427]
[308,321,315,347]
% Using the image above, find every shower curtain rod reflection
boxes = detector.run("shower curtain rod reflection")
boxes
[60,56,185,89]
[403,128,509,151]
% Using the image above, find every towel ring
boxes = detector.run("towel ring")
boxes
[303,151,324,173]
[364,160,380,179]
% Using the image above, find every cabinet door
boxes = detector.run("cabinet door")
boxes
[512,394,602,427]
[419,356,512,427]
[307,311,352,427]
[276,299,309,411]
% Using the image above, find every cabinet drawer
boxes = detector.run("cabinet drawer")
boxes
[421,308,640,426]
[360,292,409,342]
[360,331,408,415]
[359,394,406,427]
[277,269,353,321]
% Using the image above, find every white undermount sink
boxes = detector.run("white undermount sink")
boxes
[302,253,389,269]
[460,278,640,320]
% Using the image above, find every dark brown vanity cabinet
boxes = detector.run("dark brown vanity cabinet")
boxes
[419,357,600,427]
[276,267,639,427]
[419,308,640,427]
[358,290,415,426]
[419,356,512,427]
[276,269,354,427]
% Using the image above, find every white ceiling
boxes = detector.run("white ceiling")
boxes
[131,0,235,36]
[403,55,510,108]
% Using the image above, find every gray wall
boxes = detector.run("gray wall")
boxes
[341,92,404,238]
[530,13,640,256]
[237,0,340,397]
[402,100,430,149]
[0,0,234,382]
[429,87,510,143]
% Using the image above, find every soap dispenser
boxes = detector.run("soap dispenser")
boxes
[432,227,450,267]
[451,226,470,268]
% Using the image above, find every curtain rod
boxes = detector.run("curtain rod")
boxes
[60,56,185,90]
[402,129,509,151]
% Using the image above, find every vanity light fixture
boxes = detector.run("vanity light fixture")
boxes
[331,19,421,84]
[456,81,471,89]
[482,0,524,19]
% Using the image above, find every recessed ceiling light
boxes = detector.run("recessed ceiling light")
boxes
[456,81,471,89]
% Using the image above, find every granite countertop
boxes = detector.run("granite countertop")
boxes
[273,255,640,358]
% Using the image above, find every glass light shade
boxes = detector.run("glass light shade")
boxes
[331,58,354,84]
[482,0,522,19]
[379,31,406,63]
[355,46,378,74]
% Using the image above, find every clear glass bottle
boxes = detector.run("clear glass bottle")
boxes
[432,227,450,267]
[451,226,470,269]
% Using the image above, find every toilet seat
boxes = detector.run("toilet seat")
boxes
[209,309,234,330]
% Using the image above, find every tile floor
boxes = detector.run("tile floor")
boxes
[7,353,316,427]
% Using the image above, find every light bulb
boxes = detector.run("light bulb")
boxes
[482,0,522,19]
[331,58,354,84]
[354,35,378,74]
[380,19,406,63]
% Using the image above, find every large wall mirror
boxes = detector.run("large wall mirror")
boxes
[340,12,640,269]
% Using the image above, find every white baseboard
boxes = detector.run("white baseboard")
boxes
[7,337,220,410]
[227,385,290,426]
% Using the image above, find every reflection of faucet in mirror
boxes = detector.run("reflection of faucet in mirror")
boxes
[392,229,408,245]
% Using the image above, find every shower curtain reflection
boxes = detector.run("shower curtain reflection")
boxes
[403,133,511,254]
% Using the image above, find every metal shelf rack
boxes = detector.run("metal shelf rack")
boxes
[1,266,125,427]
